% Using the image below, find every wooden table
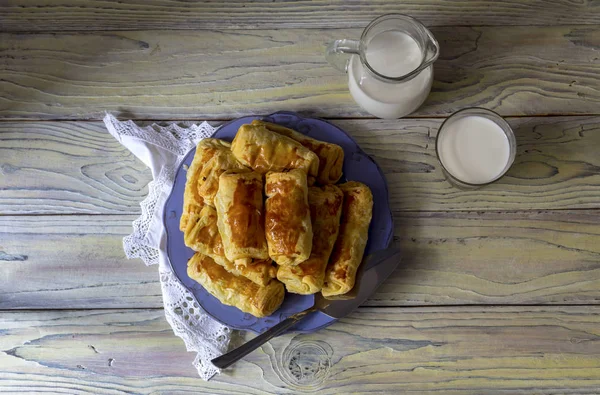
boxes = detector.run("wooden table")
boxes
[2,2,600,393]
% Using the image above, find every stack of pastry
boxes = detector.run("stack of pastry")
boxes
[181,120,373,318]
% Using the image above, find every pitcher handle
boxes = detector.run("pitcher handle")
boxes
[325,39,360,73]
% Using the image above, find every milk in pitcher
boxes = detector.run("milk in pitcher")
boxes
[348,31,433,119]
[325,14,439,119]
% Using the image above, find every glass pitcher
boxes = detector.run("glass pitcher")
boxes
[326,14,439,119]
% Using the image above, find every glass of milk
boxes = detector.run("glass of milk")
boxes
[436,108,517,189]
[325,14,439,119]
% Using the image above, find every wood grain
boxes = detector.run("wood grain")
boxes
[3,4,599,392]
[0,215,162,309]
[382,209,600,306]
[2,116,599,215]
[1,307,599,394]
[340,116,600,211]
[0,121,152,214]
[2,0,600,31]
[2,211,599,309]
[1,26,599,120]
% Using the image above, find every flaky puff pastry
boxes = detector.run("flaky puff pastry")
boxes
[321,181,373,297]
[277,185,343,294]
[197,149,248,207]
[215,171,269,261]
[252,120,344,185]
[231,124,319,180]
[184,206,224,261]
[230,258,278,286]
[180,138,231,231]
[184,206,276,286]
[265,169,313,266]
[187,253,284,318]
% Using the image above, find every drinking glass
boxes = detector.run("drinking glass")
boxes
[435,107,517,189]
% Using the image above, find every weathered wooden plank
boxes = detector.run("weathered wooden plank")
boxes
[2,211,599,309]
[1,307,599,394]
[381,209,600,306]
[0,121,152,214]
[2,117,600,215]
[0,215,162,309]
[2,0,600,31]
[1,26,599,120]
[342,116,600,211]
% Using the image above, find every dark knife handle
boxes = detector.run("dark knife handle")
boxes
[211,307,316,370]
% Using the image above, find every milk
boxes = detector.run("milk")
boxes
[348,30,433,119]
[365,30,422,77]
[437,116,511,184]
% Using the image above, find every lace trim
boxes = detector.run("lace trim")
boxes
[103,114,229,380]
[160,270,231,380]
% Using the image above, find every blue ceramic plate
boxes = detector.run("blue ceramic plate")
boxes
[164,111,393,334]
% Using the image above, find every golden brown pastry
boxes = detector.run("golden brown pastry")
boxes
[230,258,278,286]
[184,206,224,261]
[252,120,344,185]
[184,207,276,286]
[180,138,231,231]
[197,150,248,207]
[231,124,319,179]
[265,169,313,266]
[215,171,269,261]
[321,181,373,297]
[277,185,343,294]
[187,253,284,318]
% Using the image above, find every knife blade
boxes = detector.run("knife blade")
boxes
[211,247,402,370]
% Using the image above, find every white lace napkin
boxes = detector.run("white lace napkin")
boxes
[103,113,231,380]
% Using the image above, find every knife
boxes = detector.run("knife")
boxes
[211,247,401,370]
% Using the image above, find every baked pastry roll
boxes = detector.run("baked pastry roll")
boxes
[252,120,344,185]
[277,185,343,294]
[231,124,319,179]
[184,207,276,286]
[187,253,284,318]
[180,138,231,231]
[322,181,373,297]
[215,171,269,261]
[197,149,248,207]
[265,169,312,266]
[184,206,224,261]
